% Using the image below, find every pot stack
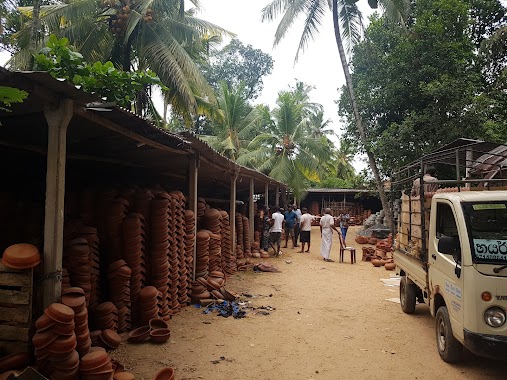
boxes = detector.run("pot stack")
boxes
[32,303,79,380]
[167,194,180,314]
[76,226,101,310]
[107,260,131,333]
[235,213,244,260]
[150,192,171,321]
[219,211,235,275]
[133,188,154,256]
[203,209,222,275]
[121,213,147,326]
[79,350,113,380]
[242,216,251,257]
[184,210,195,296]
[190,277,211,302]
[195,230,210,278]
[197,197,207,218]
[60,287,91,357]
[171,191,189,308]
[104,197,129,263]
[93,302,118,331]
[63,237,92,307]
[138,286,161,325]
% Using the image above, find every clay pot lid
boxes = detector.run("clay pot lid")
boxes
[196,231,210,240]
[62,287,85,297]
[45,303,75,324]
[2,244,41,269]
[95,302,117,315]
[61,293,86,309]
[90,346,107,353]
[139,286,158,299]
[32,330,58,348]
[209,271,225,278]
[47,335,77,354]
[101,329,121,349]
[80,351,110,371]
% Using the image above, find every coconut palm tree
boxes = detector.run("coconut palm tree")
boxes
[202,81,268,160]
[237,88,332,200]
[11,0,231,119]
[335,138,355,180]
[261,0,409,227]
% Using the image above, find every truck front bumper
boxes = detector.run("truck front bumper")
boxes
[464,329,507,360]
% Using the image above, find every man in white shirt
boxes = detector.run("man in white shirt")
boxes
[270,208,285,256]
[320,208,340,262]
[298,208,314,253]
[293,204,302,247]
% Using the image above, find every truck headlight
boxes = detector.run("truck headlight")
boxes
[484,307,506,327]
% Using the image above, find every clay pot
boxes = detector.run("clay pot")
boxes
[114,372,135,380]
[100,329,121,350]
[371,259,382,267]
[149,328,170,343]
[79,351,111,372]
[152,367,174,380]
[149,319,168,330]
[2,243,41,269]
[127,326,150,343]
[0,352,29,372]
[45,303,75,324]
[385,262,396,271]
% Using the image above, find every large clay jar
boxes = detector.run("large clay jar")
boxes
[371,259,381,267]
[385,262,396,271]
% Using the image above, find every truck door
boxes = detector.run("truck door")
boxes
[429,201,465,338]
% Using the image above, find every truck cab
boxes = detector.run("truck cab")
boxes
[428,192,507,361]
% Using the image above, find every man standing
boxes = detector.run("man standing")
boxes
[339,211,350,243]
[411,166,438,197]
[270,207,285,256]
[298,208,313,253]
[320,208,339,262]
[283,205,297,249]
[293,204,302,247]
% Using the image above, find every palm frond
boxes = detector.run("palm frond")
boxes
[338,0,363,53]
[378,0,410,25]
[294,0,328,62]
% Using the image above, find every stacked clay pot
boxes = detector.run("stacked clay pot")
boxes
[98,329,122,351]
[61,268,71,290]
[138,286,161,326]
[94,302,118,331]
[79,350,113,380]
[122,213,147,326]
[203,209,222,274]
[63,237,92,306]
[107,260,132,333]
[150,192,171,321]
[196,197,207,218]
[76,226,101,310]
[190,277,211,302]
[184,210,196,296]
[219,211,235,275]
[33,303,79,380]
[167,193,180,314]
[195,230,210,279]
[171,191,189,309]
[60,287,91,357]
[242,216,251,257]
[105,197,129,263]
[235,213,244,259]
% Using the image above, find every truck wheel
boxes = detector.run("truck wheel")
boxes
[435,306,463,363]
[400,276,416,314]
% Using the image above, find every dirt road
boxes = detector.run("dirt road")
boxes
[116,226,506,380]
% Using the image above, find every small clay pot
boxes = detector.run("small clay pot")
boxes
[149,319,168,330]
[385,262,396,271]
[149,328,170,344]
[371,259,382,267]
[152,367,174,380]
[127,326,150,343]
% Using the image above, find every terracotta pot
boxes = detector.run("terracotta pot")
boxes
[152,367,174,380]
[100,329,121,350]
[149,328,170,343]
[385,262,396,271]
[79,351,111,372]
[149,318,168,330]
[127,326,150,343]
[45,303,75,324]
[371,259,382,267]
[114,372,135,380]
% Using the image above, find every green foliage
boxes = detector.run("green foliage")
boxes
[0,86,28,111]
[202,39,274,100]
[338,0,507,175]
[33,35,162,110]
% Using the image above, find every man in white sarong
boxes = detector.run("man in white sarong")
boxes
[320,208,340,262]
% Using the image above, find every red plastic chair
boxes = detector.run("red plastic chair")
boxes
[338,232,356,264]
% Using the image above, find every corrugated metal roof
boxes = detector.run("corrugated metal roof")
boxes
[307,188,376,194]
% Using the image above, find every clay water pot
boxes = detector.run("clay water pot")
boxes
[371,259,382,267]
[385,262,396,271]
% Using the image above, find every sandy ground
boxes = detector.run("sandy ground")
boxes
[115,226,506,380]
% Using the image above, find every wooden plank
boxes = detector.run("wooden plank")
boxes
[0,272,31,288]
[0,306,30,324]
[0,289,30,305]
[0,325,29,341]
[0,340,29,356]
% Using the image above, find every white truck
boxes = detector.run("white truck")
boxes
[392,139,507,363]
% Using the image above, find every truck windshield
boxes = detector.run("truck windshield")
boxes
[462,201,507,264]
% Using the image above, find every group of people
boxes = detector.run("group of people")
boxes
[259,204,351,262]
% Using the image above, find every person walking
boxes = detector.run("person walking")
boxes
[293,204,302,247]
[270,207,285,256]
[283,205,297,249]
[298,208,313,253]
[260,205,271,252]
[320,208,339,262]
[339,211,350,243]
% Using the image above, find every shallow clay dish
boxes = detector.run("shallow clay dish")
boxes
[149,319,168,330]
[149,328,170,344]
[128,326,150,343]
[152,367,174,380]
[100,329,121,349]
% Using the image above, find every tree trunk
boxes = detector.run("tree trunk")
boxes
[331,0,392,228]
[28,0,42,70]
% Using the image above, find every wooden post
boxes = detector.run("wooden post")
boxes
[275,185,280,207]
[189,155,199,280]
[264,183,269,208]
[42,99,73,308]
[230,172,238,258]
[249,177,255,242]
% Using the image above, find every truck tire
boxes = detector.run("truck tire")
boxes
[435,306,463,363]
[400,276,416,314]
